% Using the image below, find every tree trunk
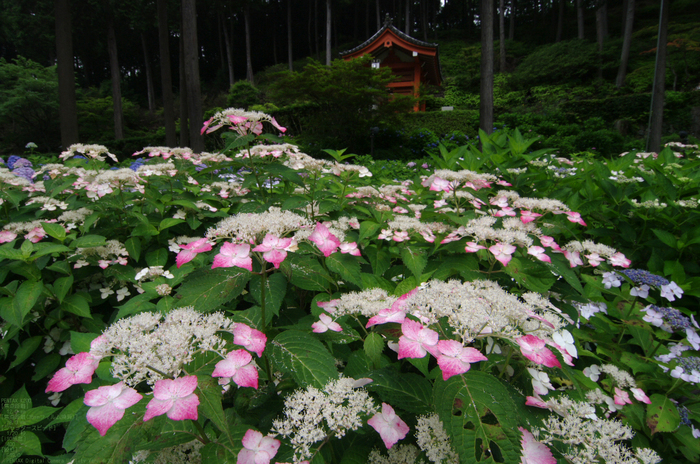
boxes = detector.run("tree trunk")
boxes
[576,0,584,39]
[508,0,515,40]
[616,0,634,88]
[181,0,203,152]
[499,0,506,72]
[157,0,176,147]
[405,0,410,34]
[106,11,124,140]
[179,36,189,148]
[556,0,564,42]
[141,33,156,114]
[480,0,494,137]
[287,0,293,71]
[422,0,428,41]
[325,0,331,65]
[314,0,319,57]
[376,0,381,30]
[244,3,254,82]
[55,0,79,147]
[595,1,607,79]
[223,15,235,86]
[647,0,669,153]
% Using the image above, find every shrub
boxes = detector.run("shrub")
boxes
[227,80,262,110]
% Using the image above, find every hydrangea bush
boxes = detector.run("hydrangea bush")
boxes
[0,110,699,464]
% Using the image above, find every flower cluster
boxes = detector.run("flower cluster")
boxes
[201,108,286,136]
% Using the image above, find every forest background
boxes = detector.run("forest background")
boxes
[0,0,699,161]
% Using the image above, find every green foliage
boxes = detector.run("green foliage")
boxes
[268,57,415,155]
[227,80,262,110]
[0,57,59,152]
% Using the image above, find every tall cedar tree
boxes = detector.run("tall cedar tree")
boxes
[55,0,79,147]
[648,0,669,153]
[480,0,494,136]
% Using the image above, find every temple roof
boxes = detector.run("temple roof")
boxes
[340,15,443,87]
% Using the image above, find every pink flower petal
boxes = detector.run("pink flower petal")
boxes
[518,427,556,464]
[238,429,280,464]
[516,335,561,368]
[308,222,341,257]
[397,319,439,359]
[46,352,99,393]
[367,403,410,449]
[233,323,267,357]
[84,382,142,436]
[144,375,199,422]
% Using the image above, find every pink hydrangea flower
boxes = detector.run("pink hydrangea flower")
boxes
[311,313,342,333]
[489,243,517,266]
[46,352,100,393]
[428,177,452,192]
[212,349,259,389]
[516,335,561,368]
[397,319,439,359]
[539,236,562,252]
[252,234,296,269]
[0,231,17,243]
[527,246,551,263]
[212,242,253,271]
[494,207,516,217]
[237,429,280,464]
[308,222,341,257]
[176,238,213,268]
[520,210,542,224]
[518,427,556,464]
[143,375,200,422]
[84,382,142,436]
[585,253,604,266]
[563,250,584,268]
[436,340,488,380]
[614,387,632,405]
[392,231,410,242]
[465,242,486,253]
[25,227,46,243]
[563,211,587,226]
[609,252,631,268]
[232,323,267,357]
[367,403,410,449]
[630,387,651,404]
[339,242,361,256]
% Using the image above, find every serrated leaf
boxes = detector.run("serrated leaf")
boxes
[0,242,23,261]
[368,369,432,415]
[9,335,42,369]
[281,195,310,211]
[31,243,72,259]
[47,398,84,428]
[145,248,168,267]
[70,331,99,354]
[2,280,43,327]
[60,294,91,318]
[652,229,678,249]
[41,222,67,241]
[364,245,391,276]
[249,272,286,320]
[647,393,681,434]
[504,257,556,293]
[53,275,74,303]
[358,221,381,242]
[114,293,157,320]
[32,353,61,382]
[196,375,234,444]
[280,254,334,292]
[326,253,363,287]
[124,237,141,262]
[433,371,533,463]
[158,218,185,231]
[138,418,198,451]
[72,235,106,248]
[270,330,339,388]
[2,431,43,462]
[175,267,250,313]
[400,246,428,282]
[364,333,384,368]
[547,254,584,295]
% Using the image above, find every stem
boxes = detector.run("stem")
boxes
[145,365,172,378]
[260,265,268,333]
[191,419,211,444]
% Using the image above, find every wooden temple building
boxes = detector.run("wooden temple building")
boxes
[340,16,443,112]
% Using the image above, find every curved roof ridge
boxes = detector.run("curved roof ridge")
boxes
[340,16,439,57]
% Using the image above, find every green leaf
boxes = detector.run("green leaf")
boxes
[364,333,384,368]
[114,293,157,320]
[250,273,287,319]
[9,335,42,369]
[60,294,91,318]
[72,235,106,248]
[138,417,198,451]
[433,371,532,463]
[41,222,67,241]
[265,163,305,186]
[504,257,556,293]
[2,280,43,327]
[53,275,74,303]
[196,375,234,444]
[364,245,391,276]
[158,218,185,231]
[368,368,432,415]
[326,253,363,287]
[70,331,99,354]
[358,221,380,243]
[124,237,141,262]
[46,260,72,275]
[547,254,584,295]
[0,242,23,261]
[270,330,339,388]
[32,353,61,381]
[646,393,681,434]
[31,243,71,259]
[145,248,169,267]
[1,431,43,462]
[400,246,428,282]
[46,398,84,428]
[281,195,310,211]
[175,267,250,313]
[652,229,677,249]
[280,254,334,292]
[20,239,34,258]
